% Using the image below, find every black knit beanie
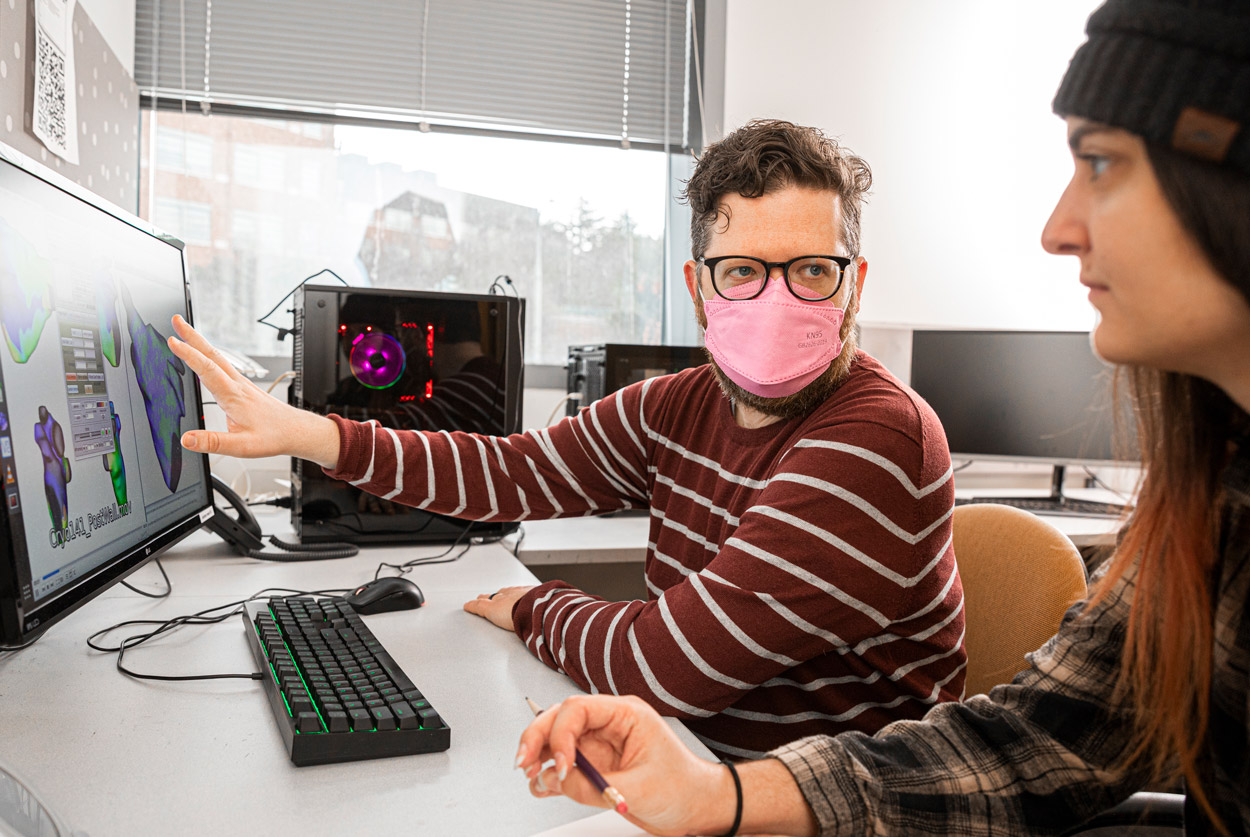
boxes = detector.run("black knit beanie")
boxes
[1053,0,1250,175]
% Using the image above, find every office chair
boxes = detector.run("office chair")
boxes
[952,503,1088,697]
[952,504,1184,835]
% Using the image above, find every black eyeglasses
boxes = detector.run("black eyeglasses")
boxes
[697,255,853,302]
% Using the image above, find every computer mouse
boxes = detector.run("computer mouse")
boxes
[344,577,425,614]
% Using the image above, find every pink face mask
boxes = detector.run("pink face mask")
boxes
[702,276,849,398]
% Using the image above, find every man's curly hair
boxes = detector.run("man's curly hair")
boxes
[682,119,872,258]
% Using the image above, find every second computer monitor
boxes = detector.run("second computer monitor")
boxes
[908,330,1137,466]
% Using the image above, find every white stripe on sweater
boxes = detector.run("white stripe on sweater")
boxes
[687,573,802,667]
[699,568,849,650]
[469,435,500,519]
[626,625,716,717]
[577,606,608,691]
[530,426,599,510]
[764,474,952,544]
[657,595,756,691]
[653,473,741,527]
[691,734,770,760]
[791,439,954,498]
[747,505,954,586]
[763,628,966,690]
[725,536,892,627]
[571,410,644,501]
[653,508,720,555]
[617,386,647,456]
[601,607,630,696]
[436,430,468,515]
[380,427,405,500]
[590,401,646,486]
[488,437,530,517]
[551,595,595,668]
[349,421,379,486]
[721,661,965,725]
[414,431,435,509]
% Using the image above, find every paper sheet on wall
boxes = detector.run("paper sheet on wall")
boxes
[32,0,80,165]
[530,810,649,837]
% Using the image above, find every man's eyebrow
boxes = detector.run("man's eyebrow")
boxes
[1067,123,1118,152]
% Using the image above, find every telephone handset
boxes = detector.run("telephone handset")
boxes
[204,474,358,561]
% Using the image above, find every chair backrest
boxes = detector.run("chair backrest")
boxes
[953,503,1089,697]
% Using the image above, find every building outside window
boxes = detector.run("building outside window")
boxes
[139,112,669,364]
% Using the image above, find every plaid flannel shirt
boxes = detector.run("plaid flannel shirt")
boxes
[772,437,1250,836]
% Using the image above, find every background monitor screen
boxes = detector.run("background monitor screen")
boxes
[0,142,211,644]
[908,330,1137,466]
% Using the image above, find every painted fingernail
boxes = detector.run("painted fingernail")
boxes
[555,753,568,782]
[514,746,526,769]
[535,773,548,793]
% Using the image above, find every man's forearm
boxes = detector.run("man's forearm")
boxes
[293,411,341,469]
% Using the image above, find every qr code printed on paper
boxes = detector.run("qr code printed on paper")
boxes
[35,27,68,149]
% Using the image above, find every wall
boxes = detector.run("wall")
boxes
[722,0,1100,331]
[0,0,138,209]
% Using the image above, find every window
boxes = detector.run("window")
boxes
[134,0,704,362]
[156,129,213,178]
[152,197,212,246]
[139,111,669,362]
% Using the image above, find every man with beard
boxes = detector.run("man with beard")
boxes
[168,120,964,760]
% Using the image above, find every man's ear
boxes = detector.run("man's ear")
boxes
[683,259,700,304]
[853,257,868,314]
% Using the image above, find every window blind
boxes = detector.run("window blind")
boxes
[134,0,698,150]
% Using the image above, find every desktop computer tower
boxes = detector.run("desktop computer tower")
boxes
[565,343,707,417]
[290,285,524,544]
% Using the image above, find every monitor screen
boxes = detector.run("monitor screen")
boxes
[908,330,1137,466]
[0,143,211,644]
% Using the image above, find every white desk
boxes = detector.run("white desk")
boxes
[0,514,709,836]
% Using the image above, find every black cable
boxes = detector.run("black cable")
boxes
[1082,466,1133,501]
[119,557,172,598]
[509,525,526,559]
[257,268,350,340]
[952,460,975,473]
[87,585,352,682]
[488,274,519,297]
[0,634,40,653]
[247,536,358,562]
[373,522,477,579]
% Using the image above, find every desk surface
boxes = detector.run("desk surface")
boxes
[0,516,707,836]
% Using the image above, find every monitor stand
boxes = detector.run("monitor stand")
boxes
[967,465,1129,517]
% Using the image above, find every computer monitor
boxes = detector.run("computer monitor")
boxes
[0,142,212,646]
[908,330,1137,509]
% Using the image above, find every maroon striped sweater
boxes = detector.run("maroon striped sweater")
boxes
[325,351,965,758]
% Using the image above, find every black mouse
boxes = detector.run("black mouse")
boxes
[344,577,425,614]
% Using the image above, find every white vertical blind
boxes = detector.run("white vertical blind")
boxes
[135,0,697,150]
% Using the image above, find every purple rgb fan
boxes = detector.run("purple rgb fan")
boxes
[349,332,406,389]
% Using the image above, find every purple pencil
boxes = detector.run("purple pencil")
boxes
[525,697,629,815]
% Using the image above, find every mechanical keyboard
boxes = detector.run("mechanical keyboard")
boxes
[243,596,450,766]
[954,496,1130,518]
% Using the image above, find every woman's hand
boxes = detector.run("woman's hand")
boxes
[167,315,341,468]
[516,695,735,836]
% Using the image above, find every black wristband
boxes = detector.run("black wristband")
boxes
[721,759,743,837]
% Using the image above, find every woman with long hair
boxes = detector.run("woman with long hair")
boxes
[514,1,1250,834]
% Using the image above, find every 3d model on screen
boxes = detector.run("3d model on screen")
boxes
[102,401,127,507]
[96,276,122,367]
[0,219,53,364]
[34,405,71,530]
[122,284,185,492]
